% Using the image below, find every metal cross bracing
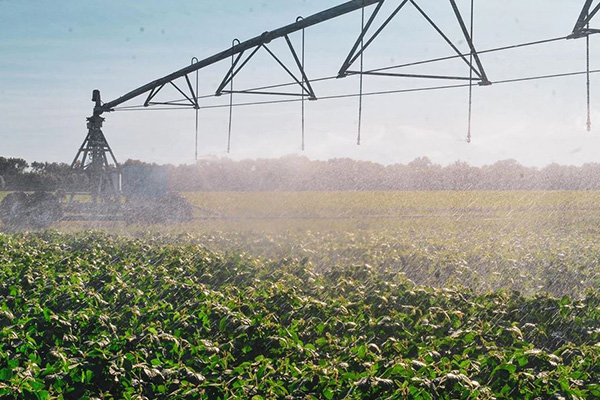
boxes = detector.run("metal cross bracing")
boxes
[97,0,383,115]
[91,0,490,158]
[338,0,490,86]
[143,34,318,111]
[96,0,491,115]
[113,2,600,127]
[217,33,317,153]
[108,2,600,121]
[334,0,489,144]
[80,0,600,116]
[571,0,600,39]
[215,35,317,100]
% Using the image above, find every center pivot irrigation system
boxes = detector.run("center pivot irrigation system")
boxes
[1,0,600,228]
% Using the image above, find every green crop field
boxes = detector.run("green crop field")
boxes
[50,191,600,296]
[1,232,600,399]
[1,191,600,398]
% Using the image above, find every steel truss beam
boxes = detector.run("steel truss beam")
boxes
[571,0,600,38]
[215,35,317,100]
[338,0,491,86]
[99,0,382,114]
[143,75,199,108]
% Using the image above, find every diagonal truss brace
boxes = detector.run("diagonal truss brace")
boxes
[338,0,491,86]
[215,35,317,100]
[143,75,200,108]
[570,0,600,39]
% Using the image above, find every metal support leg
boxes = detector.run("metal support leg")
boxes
[71,95,120,204]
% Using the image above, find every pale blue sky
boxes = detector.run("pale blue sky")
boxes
[0,0,598,167]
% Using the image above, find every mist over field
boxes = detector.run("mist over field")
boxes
[3,181,600,398]
[5,155,600,193]
[3,155,600,298]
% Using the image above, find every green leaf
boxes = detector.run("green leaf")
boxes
[0,368,13,381]
[43,308,52,322]
[36,391,50,400]
[85,369,93,383]
[559,296,571,306]
[463,332,475,344]
[316,323,326,334]
[356,345,367,359]
[29,380,45,392]
[257,365,266,381]
[493,363,517,375]
[588,384,600,397]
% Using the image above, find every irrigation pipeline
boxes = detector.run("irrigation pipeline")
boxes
[113,34,571,112]
[362,36,568,75]
[114,68,600,112]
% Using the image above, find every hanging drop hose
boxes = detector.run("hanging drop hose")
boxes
[298,16,306,151]
[467,0,474,143]
[357,2,365,146]
[587,22,592,132]
[191,57,200,161]
[228,39,240,154]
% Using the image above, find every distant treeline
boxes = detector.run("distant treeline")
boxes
[2,155,600,192]
[0,157,71,191]
[168,156,600,191]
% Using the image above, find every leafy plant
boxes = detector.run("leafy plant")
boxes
[1,231,599,398]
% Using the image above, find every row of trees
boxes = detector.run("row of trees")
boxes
[170,156,600,191]
[2,155,600,192]
[0,157,72,191]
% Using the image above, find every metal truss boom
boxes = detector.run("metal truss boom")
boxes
[571,0,600,38]
[339,0,491,85]
[214,38,317,100]
[99,0,383,114]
